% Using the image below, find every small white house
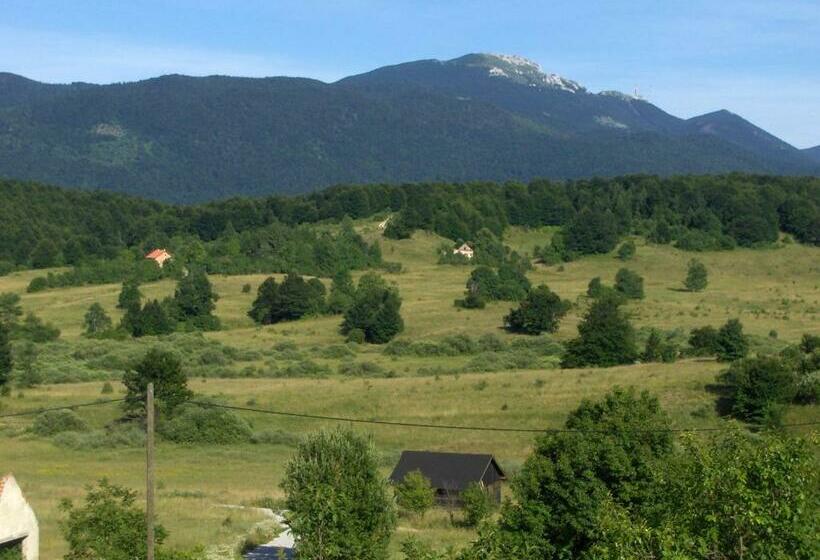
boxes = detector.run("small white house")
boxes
[0,474,39,560]
[453,243,474,259]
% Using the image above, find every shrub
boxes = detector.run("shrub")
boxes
[341,273,404,344]
[13,313,60,342]
[241,283,252,294]
[53,426,145,450]
[614,268,644,299]
[101,382,114,394]
[395,470,435,518]
[338,360,388,377]
[684,259,708,292]
[32,409,88,436]
[716,319,748,362]
[616,240,636,261]
[159,404,252,444]
[719,356,797,426]
[504,285,569,335]
[83,303,112,335]
[345,328,366,344]
[688,325,720,356]
[461,483,491,527]
[250,429,302,447]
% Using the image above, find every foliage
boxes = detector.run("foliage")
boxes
[122,348,192,417]
[688,325,720,356]
[327,269,356,314]
[118,279,142,310]
[395,470,435,518]
[0,292,23,325]
[471,388,672,558]
[172,268,220,330]
[159,403,253,444]
[504,285,569,335]
[562,296,638,367]
[684,259,708,292]
[249,274,326,325]
[16,342,42,387]
[12,313,60,342]
[341,273,404,344]
[719,356,798,426]
[83,303,113,335]
[616,240,636,261]
[564,208,621,255]
[59,479,192,560]
[716,318,749,362]
[282,428,396,560]
[456,265,530,308]
[613,268,644,300]
[32,409,88,436]
[461,483,491,527]
[0,322,11,390]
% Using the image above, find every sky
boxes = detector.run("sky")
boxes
[2,0,818,148]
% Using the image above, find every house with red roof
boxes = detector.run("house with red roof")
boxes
[0,474,39,559]
[145,248,173,267]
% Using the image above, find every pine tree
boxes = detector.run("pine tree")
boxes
[327,269,356,314]
[684,259,708,292]
[174,268,217,319]
[134,300,174,337]
[117,279,142,310]
[642,330,663,362]
[122,348,192,417]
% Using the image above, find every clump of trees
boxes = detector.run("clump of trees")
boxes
[641,329,678,363]
[686,319,748,361]
[455,265,530,309]
[562,296,638,368]
[282,428,395,559]
[504,285,569,335]
[341,273,404,344]
[249,273,326,324]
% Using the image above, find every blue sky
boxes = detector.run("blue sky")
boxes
[2,0,818,148]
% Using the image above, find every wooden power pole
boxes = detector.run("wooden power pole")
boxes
[146,382,155,560]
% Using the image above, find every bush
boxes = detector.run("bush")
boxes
[719,356,797,426]
[688,325,720,356]
[345,328,366,344]
[716,318,749,362]
[13,313,60,342]
[461,483,491,527]
[159,404,253,444]
[395,470,435,518]
[338,360,388,377]
[101,382,114,394]
[282,428,395,560]
[53,426,145,450]
[614,268,644,299]
[241,283,252,294]
[250,429,302,447]
[616,240,636,261]
[684,259,708,292]
[32,409,88,436]
[341,273,404,344]
[504,285,569,335]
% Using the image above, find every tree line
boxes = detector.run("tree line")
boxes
[1,173,817,272]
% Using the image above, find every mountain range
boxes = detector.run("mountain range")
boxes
[0,53,817,202]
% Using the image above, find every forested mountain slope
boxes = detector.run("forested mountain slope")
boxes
[0,54,817,202]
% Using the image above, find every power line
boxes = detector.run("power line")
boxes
[0,398,125,419]
[189,400,820,435]
[2,397,818,435]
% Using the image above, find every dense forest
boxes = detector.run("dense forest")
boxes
[1,173,817,277]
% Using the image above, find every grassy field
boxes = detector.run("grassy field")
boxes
[1,224,818,558]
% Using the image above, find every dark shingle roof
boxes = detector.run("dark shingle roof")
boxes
[389,451,506,491]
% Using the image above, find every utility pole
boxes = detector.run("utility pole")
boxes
[146,382,155,560]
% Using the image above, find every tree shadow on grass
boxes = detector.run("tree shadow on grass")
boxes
[704,381,734,417]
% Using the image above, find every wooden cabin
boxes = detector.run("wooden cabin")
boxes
[390,451,506,505]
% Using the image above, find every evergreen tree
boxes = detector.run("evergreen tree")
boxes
[341,273,403,344]
[614,268,645,299]
[248,277,279,324]
[716,319,749,362]
[587,277,604,298]
[564,208,620,255]
[248,274,326,324]
[83,303,112,335]
[117,279,142,310]
[0,322,12,391]
[689,325,721,356]
[562,296,638,367]
[122,348,192,417]
[133,300,175,337]
[173,268,218,319]
[504,285,569,335]
[684,259,708,292]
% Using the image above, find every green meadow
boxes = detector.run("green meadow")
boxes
[1,224,818,558]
